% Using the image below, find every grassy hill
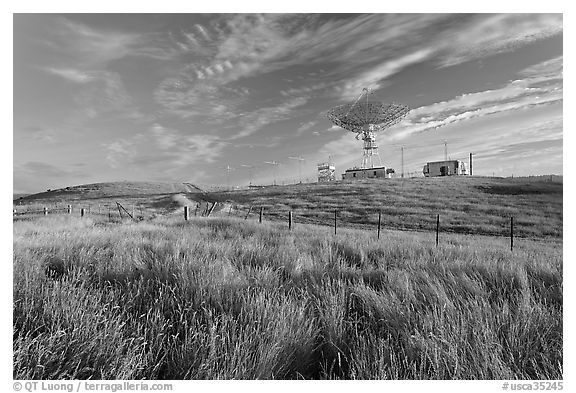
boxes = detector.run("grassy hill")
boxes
[13,214,562,379]
[14,176,562,238]
[214,176,563,239]
[14,181,191,202]
[12,176,563,379]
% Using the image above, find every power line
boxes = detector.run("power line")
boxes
[288,156,306,183]
[264,161,281,186]
[240,164,257,185]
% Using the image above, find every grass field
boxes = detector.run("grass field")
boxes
[212,176,563,238]
[14,177,563,240]
[13,213,562,380]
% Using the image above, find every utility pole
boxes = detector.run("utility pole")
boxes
[444,140,448,162]
[469,153,474,176]
[401,146,404,178]
[241,164,255,186]
[288,156,305,184]
[224,165,233,190]
[264,161,280,186]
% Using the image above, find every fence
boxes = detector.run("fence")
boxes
[12,201,527,251]
[12,202,148,222]
[13,200,219,221]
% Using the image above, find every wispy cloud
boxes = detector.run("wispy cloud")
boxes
[388,56,562,140]
[334,49,434,98]
[44,16,174,67]
[156,13,562,125]
[319,56,563,166]
[44,67,150,122]
[102,139,137,168]
[44,67,95,83]
[233,97,309,139]
[436,14,563,67]
[148,123,227,167]
[295,120,318,135]
[37,17,170,125]
[17,126,58,144]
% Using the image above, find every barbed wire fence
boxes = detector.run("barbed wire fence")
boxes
[14,200,525,251]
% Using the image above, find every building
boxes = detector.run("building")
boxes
[341,166,394,180]
[423,160,467,177]
[317,162,336,182]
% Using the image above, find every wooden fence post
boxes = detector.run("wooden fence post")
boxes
[67,204,72,214]
[81,208,85,218]
[334,210,337,235]
[245,205,253,220]
[195,204,199,216]
[228,205,232,216]
[436,214,440,246]
[510,217,514,251]
[259,206,263,223]
[43,207,48,215]
[108,205,111,221]
[289,211,292,230]
[184,206,189,221]
[88,205,91,214]
[378,211,381,239]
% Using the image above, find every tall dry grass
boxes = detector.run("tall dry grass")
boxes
[13,214,562,379]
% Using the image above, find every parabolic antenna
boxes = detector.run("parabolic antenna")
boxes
[327,88,410,169]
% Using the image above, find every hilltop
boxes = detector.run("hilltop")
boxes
[212,176,563,238]
[14,181,192,202]
[14,176,562,239]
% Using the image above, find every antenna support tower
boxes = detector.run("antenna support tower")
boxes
[327,88,410,169]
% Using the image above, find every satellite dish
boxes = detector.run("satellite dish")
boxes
[327,88,410,169]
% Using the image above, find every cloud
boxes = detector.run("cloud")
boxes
[233,97,309,139]
[194,24,212,41]
[147,123,227,168]
[153,78,245,123]
[157,14,562,126]
[436,14,563,67]
[149,123,179,149]
[44,67,150,122]
[102,139,137,168]
[387,56,563,140]
[318,56,563,167]
[178,134,227,165]
[280,82,330,98]
[18,126,58,144]
[295,120,318,135]
[43,16,174,67]
[44,68,95,83]
[334,49,434,99]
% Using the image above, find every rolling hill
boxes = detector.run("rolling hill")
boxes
[13,176,562,238]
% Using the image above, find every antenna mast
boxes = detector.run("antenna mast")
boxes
[288,156,305,184]
[264,161,280,186]
[401,146,404,178]
[241,164,256,185]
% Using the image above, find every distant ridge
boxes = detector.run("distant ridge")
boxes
[14,181,192,203]
[506,174,562,183]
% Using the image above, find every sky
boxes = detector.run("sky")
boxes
[13,13,563,193]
